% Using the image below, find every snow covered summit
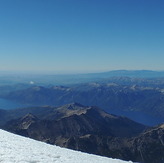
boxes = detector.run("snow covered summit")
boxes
[0,129,133,163]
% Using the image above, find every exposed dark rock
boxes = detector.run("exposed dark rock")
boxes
[1,103,164,163]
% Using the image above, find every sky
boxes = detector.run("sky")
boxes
[0,0,164,74]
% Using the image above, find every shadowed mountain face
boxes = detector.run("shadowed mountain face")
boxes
[2,103,146,138]
[2,83,164,125]
[1,103,164,163]
[129,124,164,163]
[67,124,164,163]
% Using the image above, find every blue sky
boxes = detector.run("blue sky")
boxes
[0,0,164,73]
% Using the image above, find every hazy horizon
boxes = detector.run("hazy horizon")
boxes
[0,69,164,76]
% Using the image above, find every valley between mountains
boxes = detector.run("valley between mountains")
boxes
[1,82,164,126]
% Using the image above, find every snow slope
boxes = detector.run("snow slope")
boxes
[0,129,133,163]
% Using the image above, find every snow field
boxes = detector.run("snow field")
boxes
[0,129,133,163]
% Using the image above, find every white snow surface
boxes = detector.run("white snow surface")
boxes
[0,129,133,163]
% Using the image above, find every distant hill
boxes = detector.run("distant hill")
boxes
[88,70,164,78]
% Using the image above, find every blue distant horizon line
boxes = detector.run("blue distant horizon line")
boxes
[0,69,164,75]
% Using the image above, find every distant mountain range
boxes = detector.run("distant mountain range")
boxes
[76,70,164,79]
[2,82,164,126]
[0,70,164,85]
[1,103,164,163]
[0,71,164,163]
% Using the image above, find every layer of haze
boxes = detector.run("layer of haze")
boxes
[0,0,164,74]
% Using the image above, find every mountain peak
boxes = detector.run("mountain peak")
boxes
[21,113,38,121]
[58,103,86,111]
[66,102,85,108]
[159,124,164,129]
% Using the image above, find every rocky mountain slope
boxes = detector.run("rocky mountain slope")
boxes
[64,124,164,163]
[0,129,132,163]
[3,103,146,138]
[1,103,164,163]
[129,124,164,163]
